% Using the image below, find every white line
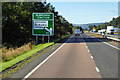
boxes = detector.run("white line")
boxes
[95,67,100,73]
[88,50,90,52]
[88,35,120,51]
[23,35,74,79]
[82,34,101,74]
[82,34,101,73]
[90,56,93,59]
[99,39,120,51]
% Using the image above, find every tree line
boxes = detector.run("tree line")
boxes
[88,16,120,31]
[2,2,73,48]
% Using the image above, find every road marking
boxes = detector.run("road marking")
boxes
[95,67,100,73]
[88,50,90,52]
[88,35,120,51]
[23,35,74,79]
[100,40,120,51]
[82,34,101,74]
[90,56,93,59]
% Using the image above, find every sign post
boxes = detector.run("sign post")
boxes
[42,36,44,44]
[32,13,54,44]
[36,36,38,45]
[48,36,50,43]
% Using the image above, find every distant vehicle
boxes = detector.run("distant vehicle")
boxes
[93,29,97,33]
[98,29,106,34]
[114,28,120,32]
[74,29,82,36]
[107,26,114,35]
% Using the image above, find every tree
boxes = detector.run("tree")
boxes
[2,2,73,47]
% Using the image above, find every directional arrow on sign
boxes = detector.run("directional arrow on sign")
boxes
[45,28,52,35]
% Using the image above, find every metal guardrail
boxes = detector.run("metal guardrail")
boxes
[107,37,120,42]
[92,32,120,42]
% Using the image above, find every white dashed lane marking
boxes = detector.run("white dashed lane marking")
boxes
[95,67,100,73]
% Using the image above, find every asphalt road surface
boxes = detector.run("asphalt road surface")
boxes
[8,33,119,79]
[82,33,118,78]
[24,34,101,78]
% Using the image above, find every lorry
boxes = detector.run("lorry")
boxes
[107,26,114,34]
[74,29,82,36]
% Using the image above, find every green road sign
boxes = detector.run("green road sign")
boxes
[32,13,54,36]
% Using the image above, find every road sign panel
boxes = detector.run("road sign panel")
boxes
[32,13,54,36]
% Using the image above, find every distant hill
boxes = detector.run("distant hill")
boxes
[73,23,104,30]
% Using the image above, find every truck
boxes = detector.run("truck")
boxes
[74,29,82,36]
[107,26,114,34]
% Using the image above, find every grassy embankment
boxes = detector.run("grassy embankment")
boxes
[0,34,70,72]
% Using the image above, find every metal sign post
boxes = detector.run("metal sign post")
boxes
[36,36,38,45]
[48,36,50,43]
[42,36,44,44]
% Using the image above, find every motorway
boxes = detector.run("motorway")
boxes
[26,34,101,78]
[82,34,118,78]
[8,33,118,79]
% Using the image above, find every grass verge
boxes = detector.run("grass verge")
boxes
[0,34,70,72]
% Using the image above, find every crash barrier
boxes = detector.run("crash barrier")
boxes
[92,32,120,43]
[106,37,120,42]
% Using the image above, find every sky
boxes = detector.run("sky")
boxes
[46,1,119,24]
[47,0,119,2]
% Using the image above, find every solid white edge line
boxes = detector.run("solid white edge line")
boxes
[88,35,120,51]
[95,67,100,73]
[23,35,74,79]
[100,40,120,51]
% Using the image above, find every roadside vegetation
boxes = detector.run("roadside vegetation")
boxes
[1,1,73,72]
[1,42,54,72]
[88,16,120,32]
[1,34,70,72]
[2,43,35,62]
[2,2,73,47]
